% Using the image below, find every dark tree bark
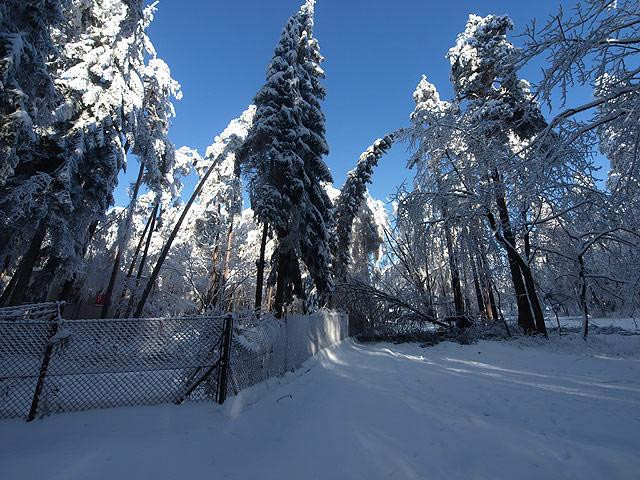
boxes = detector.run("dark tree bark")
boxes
[101,162,145,318]
[254,222,268,313]
[27,255,61,303]
[205,244,221,309]
[444,225,465,318]
[488,170,538,333]
[470,254,485,317]
[487,186,546,336]
[115,202,158,315]
[123,202,158,318]
[273,245,302,319]
[7,223,47,306]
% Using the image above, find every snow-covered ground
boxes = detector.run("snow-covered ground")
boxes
[2,334,639,480]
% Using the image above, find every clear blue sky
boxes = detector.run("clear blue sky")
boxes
[115,0,590,207]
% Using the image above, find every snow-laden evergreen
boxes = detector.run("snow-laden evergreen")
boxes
[333,134,395,282]
[0,0,638,333]
[0,0,64,186]
[238,0,333,315]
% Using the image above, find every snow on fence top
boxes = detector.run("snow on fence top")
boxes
[0,302,63,322]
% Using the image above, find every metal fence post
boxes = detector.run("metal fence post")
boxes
[216,313,233,404]
[27,304,63,421]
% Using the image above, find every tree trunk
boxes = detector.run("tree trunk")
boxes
[0,266,20,306]
[520,260,548,336]
[444,225,465,317]
[254,222,268,313]
[101,161,145,318]
[133,155,224,318]
[58,220,99,303]
[115,202,158,315]
[470,255,485,317]
[488,172,537,333]
[217,220,235,310]
[273,248,288,319]
[8,223,47,306]
[124,202,158,318]
[273,245,302,319]
[27,256,61,303]
[204,244,221,311]
[578,254,589,339]
[477,250,498,321]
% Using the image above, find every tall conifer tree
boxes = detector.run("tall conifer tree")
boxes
[239,0,333,317]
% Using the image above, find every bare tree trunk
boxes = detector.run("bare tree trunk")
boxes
[265,285,274,312]
[27,256,61,303]
[124,203,158,318]
[444,225,465,318]
[217,220,235,310]
[134,155,224,318]
[204,244,221,310]
[578,254,589,339]
[115,202,158,315]
[0,266,20,306]
[486,281,498,322]
[274,248,287,319]
[7,223,47,306]
[101,162,145,318]
[520,261,548,335]
[488,173,537,333]
[477,246,498,321]
[254,222,268,313]
[471,254,485,317]
[273,245,302,319]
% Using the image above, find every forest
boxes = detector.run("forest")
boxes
[2,1,640,479]
[1,0,639,337]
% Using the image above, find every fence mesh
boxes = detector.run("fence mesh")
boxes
[0,305,348,420]
[228,311,349,394]
[0,313,227,419]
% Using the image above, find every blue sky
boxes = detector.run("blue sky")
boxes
[115,0,592,207]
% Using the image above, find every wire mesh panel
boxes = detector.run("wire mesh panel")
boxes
[0,314,227,419]
[230,315,287,394]
[228,311,349,394]
[0,304,347,420]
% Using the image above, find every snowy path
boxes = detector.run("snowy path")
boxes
[2,336,640,480]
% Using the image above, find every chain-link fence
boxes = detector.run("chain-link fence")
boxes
[229,311,349,394]
[0,305,348,421]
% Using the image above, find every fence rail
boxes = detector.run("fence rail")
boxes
[0,305,348,421]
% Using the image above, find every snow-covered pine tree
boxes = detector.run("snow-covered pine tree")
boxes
[0,0,181,306]
[100,8,182,317]
[0,1,66,300]
[47,0,154,280]
[446,15,550,334]
[238,0,334,317]
[333,134,395,282]
[0,0,64,186]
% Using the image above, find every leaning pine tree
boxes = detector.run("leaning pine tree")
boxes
[333,134,396,282]
[238,0,334,317]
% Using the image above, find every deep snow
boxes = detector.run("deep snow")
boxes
[1,334,639,480]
